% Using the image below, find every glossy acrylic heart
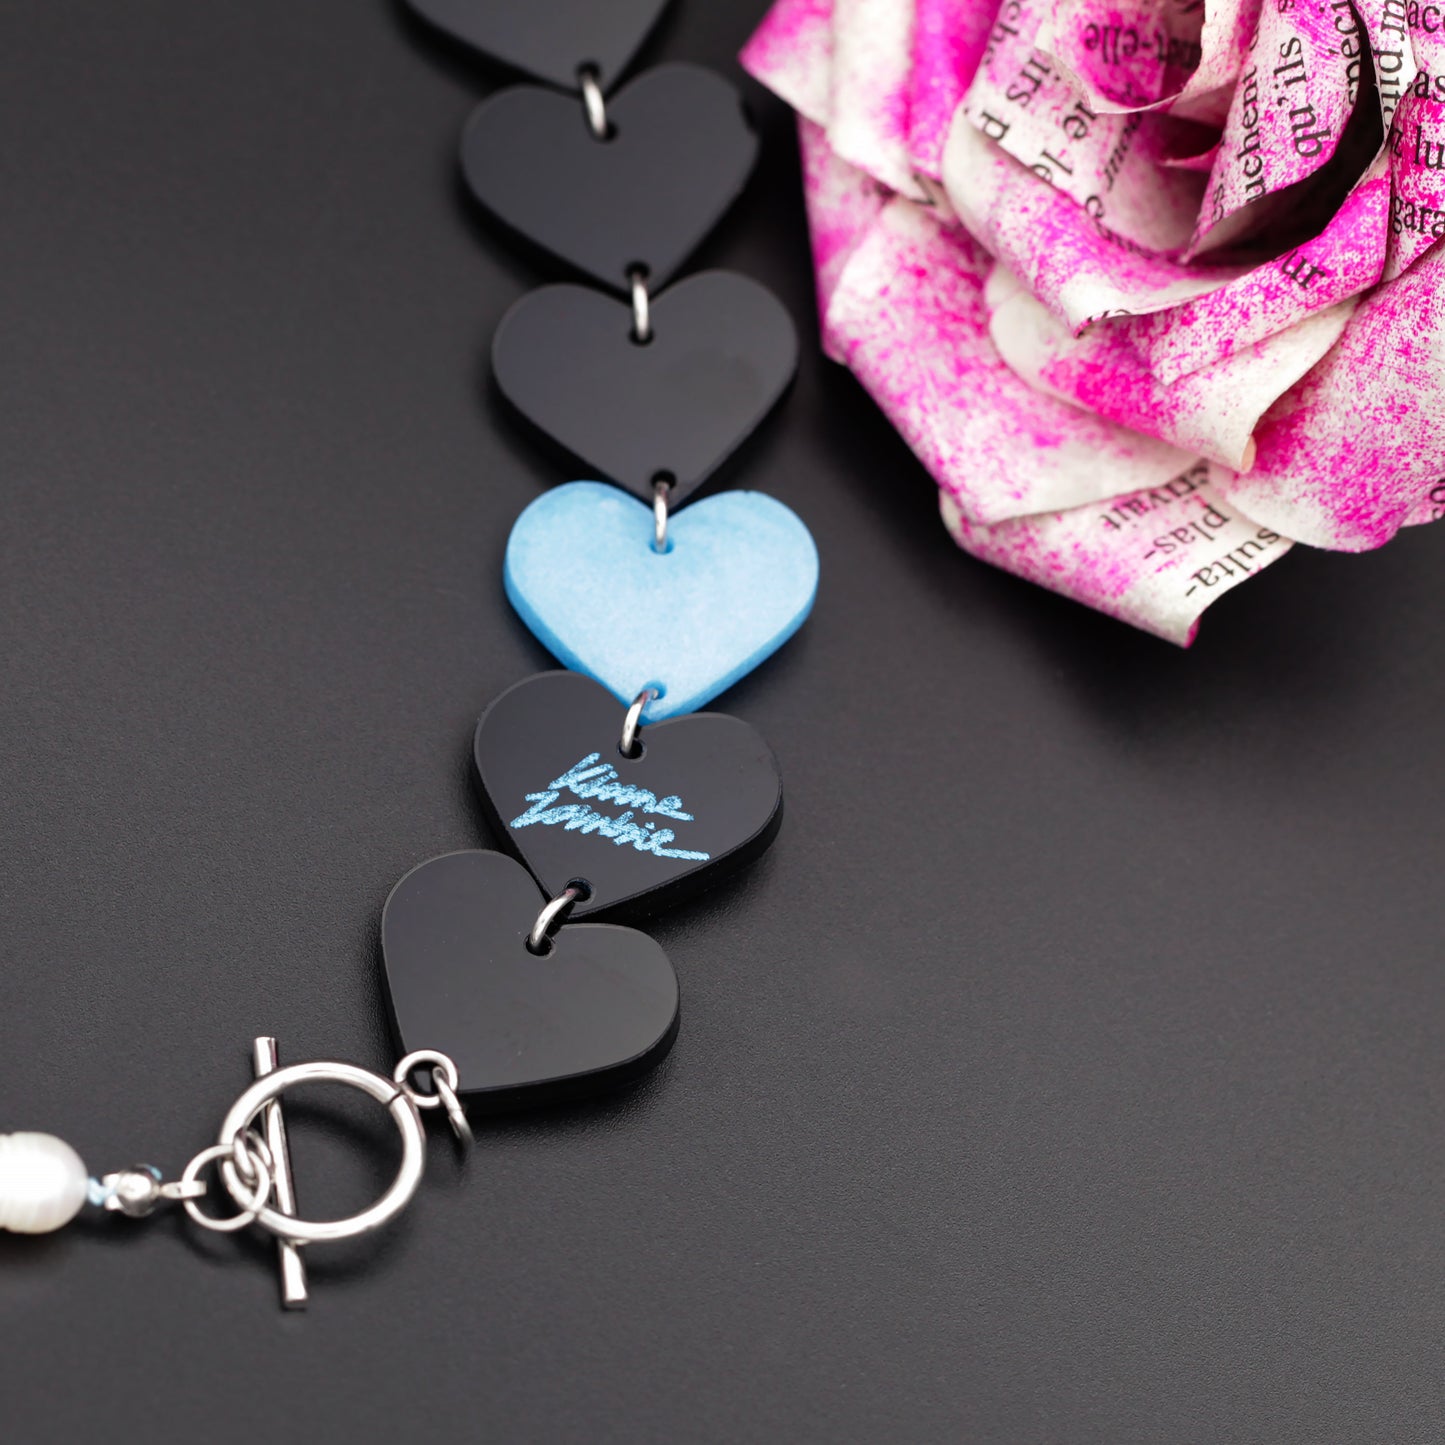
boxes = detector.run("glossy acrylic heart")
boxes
[474,672,783,919]
[403,0,670,91]
[462,64,757,292]
[492,271,797,505]
[381,849,679,1109]
[504,482,817,720]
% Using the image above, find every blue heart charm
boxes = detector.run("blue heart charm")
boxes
[504,482,818,721]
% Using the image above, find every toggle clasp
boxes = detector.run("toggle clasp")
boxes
[95,1037,469,1309]
[166,1038,468,1309]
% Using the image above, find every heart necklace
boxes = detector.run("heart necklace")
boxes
[386,0,818,1085]
[0,1,816,1306]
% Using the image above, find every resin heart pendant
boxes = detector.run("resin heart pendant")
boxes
[403,0,670,91]
[505,482,817,717]
[474,672,783,920]
[461,64,757,292]
[381,850,679,1110]
[492,271,797,505]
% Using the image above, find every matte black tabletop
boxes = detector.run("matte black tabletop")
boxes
[3,4,1444,1442]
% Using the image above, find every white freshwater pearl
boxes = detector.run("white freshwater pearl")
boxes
[0,1132,90,1234]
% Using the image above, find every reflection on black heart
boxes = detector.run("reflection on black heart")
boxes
[461,64,757,292]
[381,850,679,1110]
[402,0,670,91]
[492,271,797,505]
[474,672,783,919]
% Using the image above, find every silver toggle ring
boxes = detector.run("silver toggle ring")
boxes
[620,687,658,758]
[528,885,583,953]
[212,1060,426,1246]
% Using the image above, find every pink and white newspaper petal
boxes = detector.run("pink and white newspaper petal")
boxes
[1383,8,1445,281]
[1403,483,1445,527]
[988,284,1355,465]
[1380,143,1439,292]
[825,198,1195,523]
[1034,0,1207,111]
[1121,161,1390,382]
[1041,0,1258,122]
[907,0,991,179]
[1219,245,1445,549]
[941,464,1294,645]
[798,118,890,357]
[943,117,1244,328]
[739,0,834,127]
[1191,0,1360,254]
[1386,101,1445,280]
[827,0,930,197]
[745,0,1445,638]
[1164,141,1221,172]
[1358,0,1418,130]
[959,0,1208,251]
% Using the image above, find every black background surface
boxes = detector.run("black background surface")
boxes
[2,4,1443,1443]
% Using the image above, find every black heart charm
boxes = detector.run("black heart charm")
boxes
[381,850,679,1110]
[461,64,757,292]
[474,672,783,919]
[492,271,797,505]
[403,0,670,91]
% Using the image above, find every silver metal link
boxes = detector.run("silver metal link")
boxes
[181,1130,275,1235]
[231,1129,263,1185]
[630,268,652,343]
[433,1075,474,1150]
[652,478,671,552]
[394,1050,472,1151]
[394,1050,460,1110]
[620,687,658,758]
[579,67,609,139]
[528,885,583,953]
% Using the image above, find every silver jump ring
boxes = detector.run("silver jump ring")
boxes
[630,268,651,343]
[393,1050,460,1110]
[432,1075,474,1150]
[394,1050,472,1150]
[579,67,608,139]
[528,885,582,953]
[652,478,670,552]
[215,1060,427,1246]
[620,687,658,758]
[230,1126,270,1186]
[181,1131,275,1235]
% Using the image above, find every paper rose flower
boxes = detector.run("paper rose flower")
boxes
[742,0,1445,641]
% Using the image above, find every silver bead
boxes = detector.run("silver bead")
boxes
[0,1132,90,1234]
[103,1167,163,1218]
